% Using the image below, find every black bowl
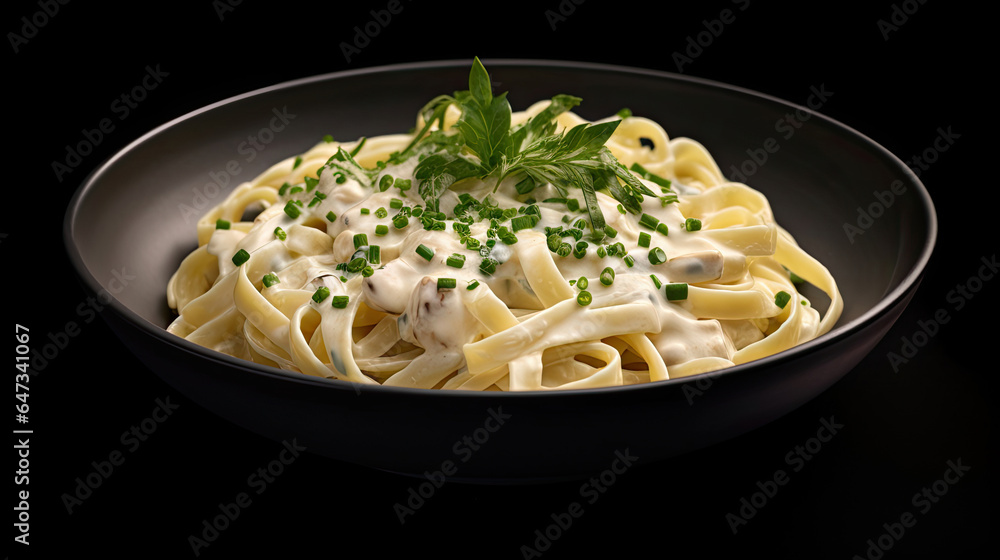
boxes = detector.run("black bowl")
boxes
[64,59,936,483]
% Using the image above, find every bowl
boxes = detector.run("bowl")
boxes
[63,59,936,483]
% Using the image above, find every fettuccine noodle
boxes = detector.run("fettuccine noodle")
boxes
[166,98,842,391]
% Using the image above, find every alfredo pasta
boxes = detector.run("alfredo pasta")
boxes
[166,59,842,391]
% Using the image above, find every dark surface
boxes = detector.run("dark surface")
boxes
[10,1,991,558]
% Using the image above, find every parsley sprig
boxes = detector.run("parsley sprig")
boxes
[401,57,663,236]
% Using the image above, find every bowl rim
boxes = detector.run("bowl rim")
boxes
[63,57,938,399]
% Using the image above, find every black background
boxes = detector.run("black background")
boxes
[8,0,993,558]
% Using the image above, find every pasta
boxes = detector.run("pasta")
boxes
[166,62,842,391]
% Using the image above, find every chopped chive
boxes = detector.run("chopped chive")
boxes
[347,257,366,273]
[375,207,388,219]
[603,225,618,238]
[322,134,334,143]
[547,233,562,252]
[446,254,466,268]
[360,208,370,215]
[416,244,434,261]
[289,186,303,195]
[393,214,409,229]
[362,265,374,277]
[304,176,319,191]
[577,277,589,290]
[273,227,287,240]
[390,198,403,209]
[326,211,337,222]
[511,215,537,232]
[465,237,481,250]
[331,295,349,309]
[312,286,331,303]
[374,224,389,236]
[616,107,632,118]
[648,247,667,265]
[215,219,231,230]
[479,257,498,275]
[262,273,280,288]
[623,254,635,268]
[394,178,412,192]
[556,243,572,257]
[685,218,702,231]
[368,245,381,264]
[566,198,580,212]
[232,249,250,266]
[283,201,301,219]
[665,283,688,301]
[775,291,792,309]
[596,245,607,258]
[638,213,659,230]
[437,277,457,290]
[638,232,651,248]
[292,156,302,169]
[650,274,662,289]
[617,204,626,214]
[577,291,593,306]
[515,176,536,195]
[411,206,423,217]
[278,182,290,196]
[600,267,615,286]
[353,233,368,249]
[379,175,394,191]
[656,222,669,236]
[467,280,480,290]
